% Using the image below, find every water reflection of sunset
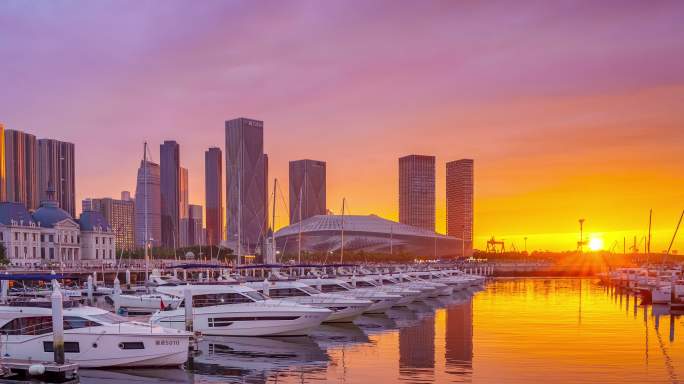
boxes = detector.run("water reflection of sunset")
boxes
[267,279,684,383]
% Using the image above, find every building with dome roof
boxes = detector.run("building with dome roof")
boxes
[0,191,115,266]
[274,214,463,259]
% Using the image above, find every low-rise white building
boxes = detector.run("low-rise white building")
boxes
[0,197,116,267]
[79,210,116,265]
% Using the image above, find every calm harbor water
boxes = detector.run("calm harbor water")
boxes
[80,279,684,383]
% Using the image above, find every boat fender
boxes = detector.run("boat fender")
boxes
[28,364,46,376]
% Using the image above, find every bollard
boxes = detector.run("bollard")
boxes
[184,285,193,332]
[173,268,178,279]
[125,269,131,288]
[51,285,65,365]
[113,277,121,295]
[351,274,357,288]
[86,275,94,304]
[1,273,8,304]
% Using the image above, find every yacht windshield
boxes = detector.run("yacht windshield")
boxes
[339,282,354,290]
[299,286,321,295]
[243,291,267,301]
[90,312,128,324]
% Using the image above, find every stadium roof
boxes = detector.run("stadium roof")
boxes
[275,214,458,240]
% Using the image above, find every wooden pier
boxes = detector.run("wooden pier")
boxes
[0,359,78,383]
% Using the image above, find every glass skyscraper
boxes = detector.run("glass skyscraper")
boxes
[399,154,435,231]
[289,159,326,224]
[446,159,474,256]
[225,118,268,259]
[134,160,161,248]
[38,138,76,217]
[160,140,180,248]
[205,147,223,246]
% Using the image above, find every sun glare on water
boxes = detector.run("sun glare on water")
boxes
[588,237,604,251]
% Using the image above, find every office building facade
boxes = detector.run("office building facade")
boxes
[160,140,180,248]
[188,204,204,246]
[4,129,38,210]
[37,139,76,217]
[399,155,435,231]
[205,147,223,246]
[289,159,326,224]
[225,118,268,257]
[446,159,474,256]
[84,197,135,251]
[134,160,161,248]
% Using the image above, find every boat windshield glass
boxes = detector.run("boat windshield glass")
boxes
[299,286,321,295]
[243,291,267,301]
[90,312,128,324]
[339,282,354,290]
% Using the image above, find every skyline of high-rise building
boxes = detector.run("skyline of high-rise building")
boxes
[38,138,76,217]
[160,140,180,248]
[188,203,204,246]
[83,196,135,251]
[205,147,223,247]
[4,129,38,210]
[0,124,5,202]
[289,159,326,224]
[179,166,189,247]
[225,118,268,259]
[134,159,161,248]
[447,159,474,256]
[399,154,435,231]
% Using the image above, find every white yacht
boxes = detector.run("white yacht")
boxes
[245,280,372,323]
[345,275,421,306]
[298,278,402,314]
[393,272,452,296]
[0,304,191,368]
[149,285,332,336]
[107,293,182,313]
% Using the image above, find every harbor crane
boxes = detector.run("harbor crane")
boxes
[486,236,506,253]
[577,219,587,253]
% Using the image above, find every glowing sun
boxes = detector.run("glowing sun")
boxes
[588,237,604,251]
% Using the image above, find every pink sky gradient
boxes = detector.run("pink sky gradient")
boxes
[1,1,683,251]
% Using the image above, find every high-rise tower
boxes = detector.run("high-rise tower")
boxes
[399,155,435,231]
[134,160,161,248]
[38,139,76,217]
[225,118,267,259]
[446,159,474,256]
[205,147,223,247]
[289,159,326,224]
[160,140,180,248]
[4,129,38,210]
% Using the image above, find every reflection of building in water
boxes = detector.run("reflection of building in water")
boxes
[445,301,473,371]
[399,316,435,373]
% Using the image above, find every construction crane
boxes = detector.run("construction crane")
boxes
[577,219,587,252]
[486,236,506,253]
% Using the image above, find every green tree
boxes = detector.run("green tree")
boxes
[0,243,8,265]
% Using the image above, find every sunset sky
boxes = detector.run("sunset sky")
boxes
[1,1,683,252]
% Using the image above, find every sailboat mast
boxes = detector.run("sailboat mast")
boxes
[647,209,652,263]
[271,178,277,263]
[298,187,303,264]
[236,138,242,266]
[340,198,345,263]
[143,142,149,281]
